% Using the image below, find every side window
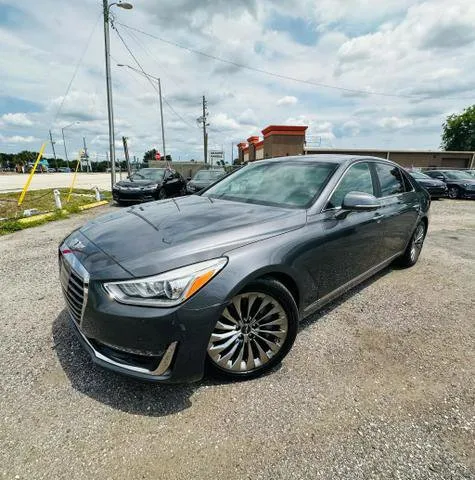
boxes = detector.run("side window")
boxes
[375,163,405,197]
[400,169,414,192]
[326,162,374,209]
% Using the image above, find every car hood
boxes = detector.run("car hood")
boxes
[78,196,306,278]
[417,178,446,187]
[445,179,475,185]
[115,179,161,188]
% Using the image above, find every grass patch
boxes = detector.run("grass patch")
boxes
[0,188,111,219]
[0,188,111,236]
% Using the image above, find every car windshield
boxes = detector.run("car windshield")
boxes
[410,171,431,179]
[130,168,166,181]
[193,170,224,181]
[444,170,473,180]
[203,161,336,208]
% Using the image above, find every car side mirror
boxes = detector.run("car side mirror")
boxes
[342,191,380,211]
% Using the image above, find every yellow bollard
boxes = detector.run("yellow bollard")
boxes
[67,158,81,202]
[18,143,46,206]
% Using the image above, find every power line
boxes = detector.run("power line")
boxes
[112,23,198,130]
[51,12,102,127]
[116,21,474,101]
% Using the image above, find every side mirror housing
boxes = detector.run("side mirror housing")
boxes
[342,191,380,211]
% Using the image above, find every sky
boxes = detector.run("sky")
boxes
[1,0,475,163]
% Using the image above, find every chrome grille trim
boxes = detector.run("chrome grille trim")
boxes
[59,244,90,325]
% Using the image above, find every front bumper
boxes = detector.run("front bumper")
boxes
[460,189,475,199]
[112,189,156,203]
[60,248,225,383]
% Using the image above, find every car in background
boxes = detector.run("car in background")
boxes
[112,168,187,204]
[186,169,226,194]
[466,169,475,178]
[58,167,71,173]
[407,170,447,199]
[59,155,430,383]
[425,170,475,199]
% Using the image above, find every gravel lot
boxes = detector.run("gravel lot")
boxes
[1,200,474,479]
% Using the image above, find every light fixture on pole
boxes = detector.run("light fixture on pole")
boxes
[103,1,133,191]
[117,63,166,162]
[61,121,80,169]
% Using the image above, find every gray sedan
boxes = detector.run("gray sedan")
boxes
[59,155,430,382]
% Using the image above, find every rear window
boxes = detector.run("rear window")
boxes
[375,163,406,197]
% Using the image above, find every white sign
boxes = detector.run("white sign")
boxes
[209,150,224,162]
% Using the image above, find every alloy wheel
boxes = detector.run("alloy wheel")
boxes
[448,187,458,199]
[207,292,289,373]
[410,223,425,262]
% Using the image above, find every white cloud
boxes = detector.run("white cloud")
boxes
[0,135,39,144]
[378,117,414,129]
[1,0,475,157]
[276,96,298,106]
[1,113,34,127]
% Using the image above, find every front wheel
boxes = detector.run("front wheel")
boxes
[157,188,167,200]
[448,186,459,199]
[206,278,298,380]
[397,221,426,268]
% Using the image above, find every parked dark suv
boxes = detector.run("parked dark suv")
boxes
[112,168,187,204]
[60,156,430,383]
[425,170,475,199]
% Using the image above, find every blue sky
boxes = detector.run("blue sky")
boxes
[1,0,474,161]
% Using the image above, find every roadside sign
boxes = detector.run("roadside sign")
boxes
[209,150,224,163]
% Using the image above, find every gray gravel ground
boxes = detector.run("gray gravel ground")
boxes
[1,200,474,480]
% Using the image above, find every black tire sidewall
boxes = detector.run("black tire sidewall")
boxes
[449,187,459,199]
[206,277,299,381]
[157,188,166,200]
[398,221,426,268]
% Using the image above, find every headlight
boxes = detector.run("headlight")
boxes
[104,258,227,307]
[143,184,158,190]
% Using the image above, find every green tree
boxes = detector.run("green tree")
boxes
[441,105,475,151]
[143,149,158,163]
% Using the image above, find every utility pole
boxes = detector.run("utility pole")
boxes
[197,95,209,164]
[82,137,90,172]
[122,136,132,177]
[49,130,58,170]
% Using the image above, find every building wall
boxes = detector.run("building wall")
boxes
[256,147,264,160]
[149,161,207,180]
[264,135,306,158]
[305,149,475,169]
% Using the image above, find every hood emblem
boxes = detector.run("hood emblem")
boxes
[70,238,86,251]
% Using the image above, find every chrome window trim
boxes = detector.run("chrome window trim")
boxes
[321,160,376,213]
[320,159,414,213]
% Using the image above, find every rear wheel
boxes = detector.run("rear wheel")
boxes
[207,278,298,380]
[448,186,459,199]
[397,221,426,268]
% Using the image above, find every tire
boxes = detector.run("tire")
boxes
[448,186,459,199]
[179,186,186,197]
[397,221,426,268]
[157,188,167,200]
[206,278,298,381]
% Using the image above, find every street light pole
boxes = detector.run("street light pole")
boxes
[103,0,116,190]
[157,77,167,161]
[117,64,166,162]
[102,1,133,191]
[61,127,70,169]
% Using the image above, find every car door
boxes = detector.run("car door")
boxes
[163,170,178,196]
[306,161,385,301]
[373,162,420,258]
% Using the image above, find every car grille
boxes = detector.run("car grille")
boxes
[59,251,88,325]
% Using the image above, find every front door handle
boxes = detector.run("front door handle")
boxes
[373,213,384,223]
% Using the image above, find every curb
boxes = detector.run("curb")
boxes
[16,200,109,224]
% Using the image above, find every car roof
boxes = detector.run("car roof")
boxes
[258,154,395,165]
